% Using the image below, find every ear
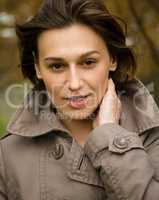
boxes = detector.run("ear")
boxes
[109,59,117,72]
[35,64,42,79]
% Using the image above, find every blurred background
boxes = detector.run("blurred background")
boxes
[0,0,159,135]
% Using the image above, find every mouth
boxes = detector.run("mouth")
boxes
[63,94,91,109]
[64,94,90,100]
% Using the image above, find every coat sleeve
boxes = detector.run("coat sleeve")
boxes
[0,142,8,199]
[84,123,159,200]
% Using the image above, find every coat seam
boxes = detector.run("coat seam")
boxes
[0,142,8,198]
[39,146,48,200]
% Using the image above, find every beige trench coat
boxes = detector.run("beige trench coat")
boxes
[0,78,159,200]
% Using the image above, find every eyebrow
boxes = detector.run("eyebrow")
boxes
[44,50,100,62]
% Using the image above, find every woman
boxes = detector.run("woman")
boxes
[1,0,159,199]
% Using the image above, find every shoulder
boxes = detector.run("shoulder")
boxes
[0,134,33,162]
[0,132,51,178]
[143,127,159,180]
[143,127,159,150]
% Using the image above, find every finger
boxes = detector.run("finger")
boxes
[105,79,117,100]
[117,97,122,115]
[108,78,115,89]
[109,78,115,89]
[107,79,116,94]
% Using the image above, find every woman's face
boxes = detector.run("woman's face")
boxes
[36,23,116,120]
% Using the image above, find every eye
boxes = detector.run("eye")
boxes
[83,59,97,68]
[48,63,65,71]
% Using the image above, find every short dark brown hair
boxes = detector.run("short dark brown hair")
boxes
[16,0,137,91]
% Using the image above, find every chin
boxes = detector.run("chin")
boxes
[56,106,98,121]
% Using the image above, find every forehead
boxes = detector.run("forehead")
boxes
[37,23,108,57]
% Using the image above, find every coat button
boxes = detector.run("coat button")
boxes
[49,144,64,160]
[113,136,129,149]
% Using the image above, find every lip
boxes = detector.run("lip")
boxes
[67,94,90,109]
[64,94,90,100]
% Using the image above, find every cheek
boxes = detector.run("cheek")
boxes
[39,71,56,94]
[42,76,54,92]
[41,74,65,101]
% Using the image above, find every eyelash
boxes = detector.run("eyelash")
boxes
[48,63,65,71]
[48,59,97,71]
[83,59,97,67]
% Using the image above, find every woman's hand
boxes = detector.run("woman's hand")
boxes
[93,79,122,129]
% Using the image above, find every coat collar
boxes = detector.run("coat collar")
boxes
[6,78,159,138]
[119,79,159,134]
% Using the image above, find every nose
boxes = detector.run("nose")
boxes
[67,65,82,91]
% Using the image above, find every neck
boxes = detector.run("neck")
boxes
[59,115,93,146]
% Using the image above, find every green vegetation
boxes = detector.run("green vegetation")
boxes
[0,118,8,136]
